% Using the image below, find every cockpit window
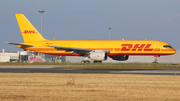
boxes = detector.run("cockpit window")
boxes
[163,45,173,48]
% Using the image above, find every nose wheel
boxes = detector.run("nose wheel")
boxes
[153,55,159,63]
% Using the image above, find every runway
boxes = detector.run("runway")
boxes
[0,65,179,75]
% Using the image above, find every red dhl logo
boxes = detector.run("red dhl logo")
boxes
[121,44,153,51]
[22,30,38,34]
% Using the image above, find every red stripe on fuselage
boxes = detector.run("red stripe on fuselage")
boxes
[44,52,173,56]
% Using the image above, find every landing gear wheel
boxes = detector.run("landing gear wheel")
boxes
[152,55,159,63]
[152,61,158,63]
[93,60,102,63]
[81,60,90,63]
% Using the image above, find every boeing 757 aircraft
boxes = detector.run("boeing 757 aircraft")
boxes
[7,14,176,63]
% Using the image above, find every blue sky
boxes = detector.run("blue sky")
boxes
[1,0,180,50]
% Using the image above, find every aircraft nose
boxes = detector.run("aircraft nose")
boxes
[162,48,176,54]
[172,48,176,54]
[169,48,176,54]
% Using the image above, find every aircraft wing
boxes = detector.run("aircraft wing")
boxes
[6,42,34,47]
[46,45,93,54]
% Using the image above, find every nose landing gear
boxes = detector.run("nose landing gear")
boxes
[152,55,159,63]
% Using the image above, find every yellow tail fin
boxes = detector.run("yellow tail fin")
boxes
[15,14,46,42]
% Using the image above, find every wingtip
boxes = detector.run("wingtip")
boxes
[5,42,10,44]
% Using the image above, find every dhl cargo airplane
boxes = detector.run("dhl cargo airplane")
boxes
[7,14,176,63]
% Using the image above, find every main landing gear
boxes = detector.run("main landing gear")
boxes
[152,55,159,63]
[81,60,102,63]
[81,56,102,63]
[81,60,90,63]
[81,57,90,63]
[93,60,102,63]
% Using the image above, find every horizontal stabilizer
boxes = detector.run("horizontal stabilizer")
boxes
[6,42,34,47]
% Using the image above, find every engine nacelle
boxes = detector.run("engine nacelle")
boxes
[109,55,129,61]
[89,50,108,61]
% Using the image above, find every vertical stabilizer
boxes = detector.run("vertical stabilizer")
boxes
[15,14,46,42]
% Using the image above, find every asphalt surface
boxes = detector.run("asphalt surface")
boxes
[0,65,179,75]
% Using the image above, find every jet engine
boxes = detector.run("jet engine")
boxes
[89,50,108,61]
[109,55,129,61]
